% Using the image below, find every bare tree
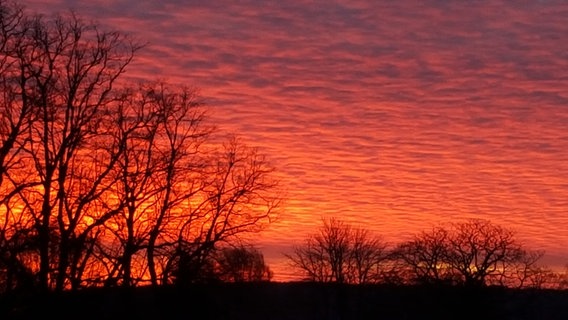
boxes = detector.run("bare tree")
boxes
[286,218,390,284]
[0,3,280,293]
[347,227,389,284]
[144,84,211,286]
[0,1,38,292]
[99,83,210,287]
[102,86,162,287]
[500,249,552,289]
[443,219,524,287]
[395,227,453,285]
[395,219,545,288]
[0,2,139,292]
[286,218,349,283]
[162,138,280,285]
[0,1,36,200]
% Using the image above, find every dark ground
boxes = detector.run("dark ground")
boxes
[2,282,568,320]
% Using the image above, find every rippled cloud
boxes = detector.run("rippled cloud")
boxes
[22,0,568,280]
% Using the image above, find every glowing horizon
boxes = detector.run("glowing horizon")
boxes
[20,0,568,281]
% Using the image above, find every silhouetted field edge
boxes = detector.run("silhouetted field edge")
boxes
[2,282,568,320]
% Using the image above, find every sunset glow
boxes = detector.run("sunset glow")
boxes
[19,0,568,282]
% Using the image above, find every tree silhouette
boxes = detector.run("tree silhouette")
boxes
[0,2,139,292]
[346,227,390,284]
[0,2,280,293]
[94,83,211,288]
[286,218,390,284]
[444,219,524,287]
[396,219,546,288]
[394,226,453,285]
[164,139,279,285]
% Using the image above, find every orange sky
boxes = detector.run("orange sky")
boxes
[21,0,568,281]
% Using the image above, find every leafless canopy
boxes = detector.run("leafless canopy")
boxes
[286,218,390,284]
[395,219,547,287]
[0,2,280,293]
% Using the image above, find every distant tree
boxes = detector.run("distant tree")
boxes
[396,219,546,288]
[213,245,272,282]
[286,218,390,284]
[286,218,349,283]
[552,265,568,290]
[395,226,454,285]
[346,227,390,284]
[443,219,525,287]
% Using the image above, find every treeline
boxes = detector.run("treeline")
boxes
[0,1,279,294]
[286,218,568,289]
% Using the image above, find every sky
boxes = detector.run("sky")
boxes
[21,0,568,281]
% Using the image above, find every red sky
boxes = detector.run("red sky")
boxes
[21,0,568,281]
